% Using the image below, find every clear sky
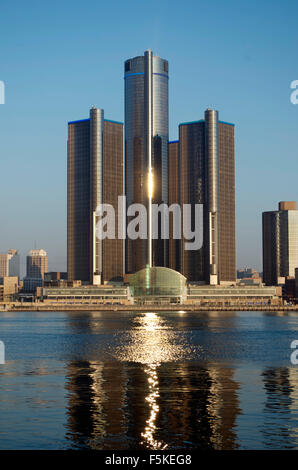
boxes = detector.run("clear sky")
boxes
[0,0,297,276]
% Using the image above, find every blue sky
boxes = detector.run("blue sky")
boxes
[0,0,297,276]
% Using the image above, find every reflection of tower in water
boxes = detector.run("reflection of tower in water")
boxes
[65,360,128,449]
[261,367,298,449]
[64,312,241,449]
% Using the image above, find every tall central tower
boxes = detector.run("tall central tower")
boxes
[124,50,169,273]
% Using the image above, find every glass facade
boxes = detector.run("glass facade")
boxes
[124,51,169,273]
[263,203,298,284]
[179,120,205,282]
[67,109,124,283]
[129,266,186,298]
[168,141,180,272]
[218,121,236,282]
[288,211,298,276]
[262,211,280,285]
[176,114,236,284]
[43,286,129,302]
[68,119,91,282]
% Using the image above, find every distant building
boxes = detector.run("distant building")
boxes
[237,267,263,286]
[44,279,81,288]
[26,249,48,279]
[23,249,48,293]
[237,268,261,280]
[67,107,124,284]
[263,201,298,285]
[22,277,43,293]
[237,278,263,286]
[0,276,19,301]
[44,272,67,282]
[283,276,296,302]
[0,249,20,278]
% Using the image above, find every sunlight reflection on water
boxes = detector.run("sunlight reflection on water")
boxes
[110,312,203,363]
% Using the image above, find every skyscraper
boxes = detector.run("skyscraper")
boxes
[263,201,298,285]
[26,249,48,279]
[67,107,124,284]
[170,109,236,284]
[168,140,180,272]
[0,249,20,278]
[124,50,169,273]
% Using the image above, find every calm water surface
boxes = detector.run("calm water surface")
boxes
[1,310,298,450]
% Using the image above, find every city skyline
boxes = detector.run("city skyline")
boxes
[0,0,297,277]
[65,49,235,286]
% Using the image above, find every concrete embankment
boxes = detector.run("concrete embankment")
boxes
[1,303,298,312]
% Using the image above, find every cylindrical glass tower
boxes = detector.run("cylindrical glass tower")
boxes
[204,108,219,284]
[124,50,169,273]
[90,106,104,283]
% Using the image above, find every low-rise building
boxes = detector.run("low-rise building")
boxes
[283,276,296,302]
[0,276,19,301]
[186,284,281,306]
[44,272,67,282]
[44,279,81,288]
[29,267,284,307]
[22,277,43,293]
[39,284,132,305]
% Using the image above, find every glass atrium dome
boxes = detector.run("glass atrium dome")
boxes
[129,266,187,298]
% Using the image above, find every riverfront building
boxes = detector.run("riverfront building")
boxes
[39,279,281,307]
[67,107,124,284]
[168,110,236,285]
[168,141,180,273]
[263,201,298,285]
[0,249,20,279]
[66,53,236,289]
[0,276,19,302]
[124,50,169,273]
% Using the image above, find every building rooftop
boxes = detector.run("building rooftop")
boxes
[279,201,297,211]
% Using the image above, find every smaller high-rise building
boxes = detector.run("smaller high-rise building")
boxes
[0,249,20,278]
[263,201,298,285]
[26,249,48,279]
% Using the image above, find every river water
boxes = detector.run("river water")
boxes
[1,310,298,450]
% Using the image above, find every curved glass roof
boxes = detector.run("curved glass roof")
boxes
[129,266,187,297]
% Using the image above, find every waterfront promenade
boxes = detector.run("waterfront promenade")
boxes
[1,302,297,312]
